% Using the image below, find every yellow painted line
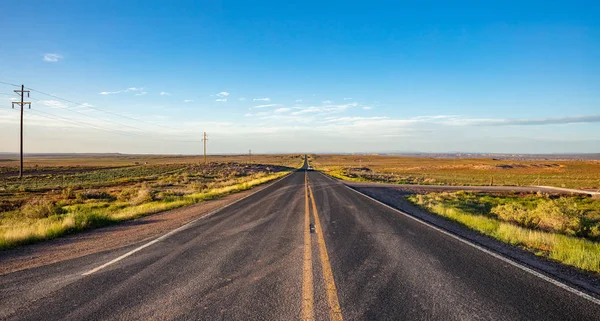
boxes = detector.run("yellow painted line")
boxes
[302,172,315,320]
[308,183,344,321]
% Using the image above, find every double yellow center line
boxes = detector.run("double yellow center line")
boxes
[303,171,343,321]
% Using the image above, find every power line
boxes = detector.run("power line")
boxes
[2,81,202,144]
[29,109,156,139]
[25,86,179,130]
[0,80,20,87]
[28,96,157,134]
[29,108,199,143]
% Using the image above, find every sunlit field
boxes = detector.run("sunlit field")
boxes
[0,154,302,249]
[311,154,600,189]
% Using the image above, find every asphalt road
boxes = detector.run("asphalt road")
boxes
[1,159,600,320]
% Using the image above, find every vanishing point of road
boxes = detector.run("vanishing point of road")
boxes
[1,157,600,320]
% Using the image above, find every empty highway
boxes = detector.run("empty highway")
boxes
[1,158,600,320]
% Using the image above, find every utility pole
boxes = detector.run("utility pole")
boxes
[12,85,31,178]
[249,149,252,164]
[202,132,208,164]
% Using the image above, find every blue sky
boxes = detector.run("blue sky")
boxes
[0,1,599,154]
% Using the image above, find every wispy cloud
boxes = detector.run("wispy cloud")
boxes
[43,53,63,62]
[135,92,147,96]
[295,99,303,103]
[239,97,247,101]
[274,108,291,113]
[40,100,68,109]
[253,98,271,102]
[217,92,230,97]
[291,102,359,115]
[343,98,353,100]
[215,98,228,102]
[160,92,171,96]
[322,100,332,104]
[184,99,193,103]
[253,104,282,109]
[362,106,372,110]
[470,115,600,126]
[99,87,144,95]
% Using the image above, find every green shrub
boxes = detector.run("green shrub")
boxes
[76,190,115,201]
[130,186,153,205]
[61,186,75,200]
[533,198,583,236]
[117,188,135,202]
[492,203,540,228]
[21,199,64,219]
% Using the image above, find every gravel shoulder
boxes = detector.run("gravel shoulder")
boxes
[0,180,277,275]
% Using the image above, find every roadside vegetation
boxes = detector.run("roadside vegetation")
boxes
[407,192,600,273]
[311,155,600,189]
[0,155,302,249]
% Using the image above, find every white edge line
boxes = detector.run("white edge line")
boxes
[82,171,294,276]
[317,172,600,306]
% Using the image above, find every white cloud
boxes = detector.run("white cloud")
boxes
[239,97,247,101]
[362,106,373,110]
[322,100,332,104]
[40,100,68,109]
[43,53,63,62]
[274,108,291,113]
[343,98,353,100]
[135,92,147,96]
[253,104,282,109]
[160,92,171,96]
[215,98,227,102]
[324,116,389,123]
[295,99,303,103]
[81,103,94,107]
[217,92,230,97]
[184,100,193,103]
[253,98,271,101]
[99,87,144,95]
[291,102,359,116]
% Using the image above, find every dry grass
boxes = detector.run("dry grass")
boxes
[311,154,600,189]
[0,155,303,249]
[0,171,290,249]
[409,192,600,273]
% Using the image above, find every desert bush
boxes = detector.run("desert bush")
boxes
[117,188,136,202]
[130,186,154,205]
[533,198,583,236]
[181,172,190,184]
[21,199,64,219]
[76,190,115,201]
[61,186,75,200]
[492,198,584,235]
[492,203,540,228]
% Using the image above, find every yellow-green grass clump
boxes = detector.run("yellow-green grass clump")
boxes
[408,192,600,273]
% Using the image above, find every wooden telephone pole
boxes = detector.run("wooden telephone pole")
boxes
[249,149,252,164]
[12,85,31,178]
[202,132,208,164]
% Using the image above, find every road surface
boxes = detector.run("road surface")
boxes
[1,158,599,320]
